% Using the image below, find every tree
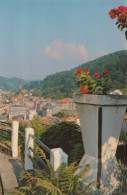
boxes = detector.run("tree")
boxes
[40,122,84,164]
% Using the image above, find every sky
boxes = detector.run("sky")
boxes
[0,0,126,80]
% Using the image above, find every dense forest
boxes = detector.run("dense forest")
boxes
[24,50,127,99]
[0,76,28,90]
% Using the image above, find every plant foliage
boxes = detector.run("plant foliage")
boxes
[12,150,94,195]
[40,122,84,164]
[52,112,65,118]
[75,67,111,94]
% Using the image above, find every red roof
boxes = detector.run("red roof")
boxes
[58,98,72,103]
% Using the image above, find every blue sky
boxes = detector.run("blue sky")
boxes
[0,0,126,80]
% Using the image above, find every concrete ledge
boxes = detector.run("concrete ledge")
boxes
[73,94,127,106]
[0,152,23,193]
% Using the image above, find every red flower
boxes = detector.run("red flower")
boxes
[118,14,126,21]
[84,68,90,74]
[123,10,127,16]
[108,6,127,20]
[75,68,82,75]
[94,72,100,78]
[108,9,117,19]
[80,86,88,94]
[118,6,126,12]
[103,69,109,75]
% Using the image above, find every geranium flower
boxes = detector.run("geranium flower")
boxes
[75,68,82,75]
[84,68,90,74]
[108,8,117,19]
[108,5,127,30]
[80,86,88,94]
[103,69,109,75]
[118,5,126,12]
[75,66,111,94]
[94,72,100,78]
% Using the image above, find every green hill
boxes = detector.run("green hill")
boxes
[24,50,127,99]
[0,76,28,90]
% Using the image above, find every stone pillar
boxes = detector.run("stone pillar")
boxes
[24,128,34,170]
[11,121,19,158]
[50,148,68,171]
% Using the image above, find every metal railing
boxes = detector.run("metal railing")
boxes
[27,132,50,172]
[0,121,11,140]
[0,121,19,158]
[25,127,68,172]
[29,145,50,172]
[30,134,50,153]
[29,134,50,172]
[0,121,11,125]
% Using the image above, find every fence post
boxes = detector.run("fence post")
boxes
[11,121,19,158]
[24,127,34,170]
[50,148,68,171]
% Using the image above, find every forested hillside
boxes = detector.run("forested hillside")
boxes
[24,50,127,99]
[0,76,28,90]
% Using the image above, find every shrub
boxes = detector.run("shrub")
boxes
[40,122,84,164]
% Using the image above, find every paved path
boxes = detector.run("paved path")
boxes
[0,152,23,194]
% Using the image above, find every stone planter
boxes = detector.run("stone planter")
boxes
[73,94,127,193]
[125,30,127,40]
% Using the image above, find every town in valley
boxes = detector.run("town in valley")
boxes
[0,80,80,125]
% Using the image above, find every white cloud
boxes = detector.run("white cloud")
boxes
[43,39,90,62]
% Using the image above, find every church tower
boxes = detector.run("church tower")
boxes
[18,79,23,97]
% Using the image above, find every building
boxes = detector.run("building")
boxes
[0,114,8,122]
[9,104,27,120]
[28,109,37,121]
[57,98,77,114]
[41,103,60,117]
